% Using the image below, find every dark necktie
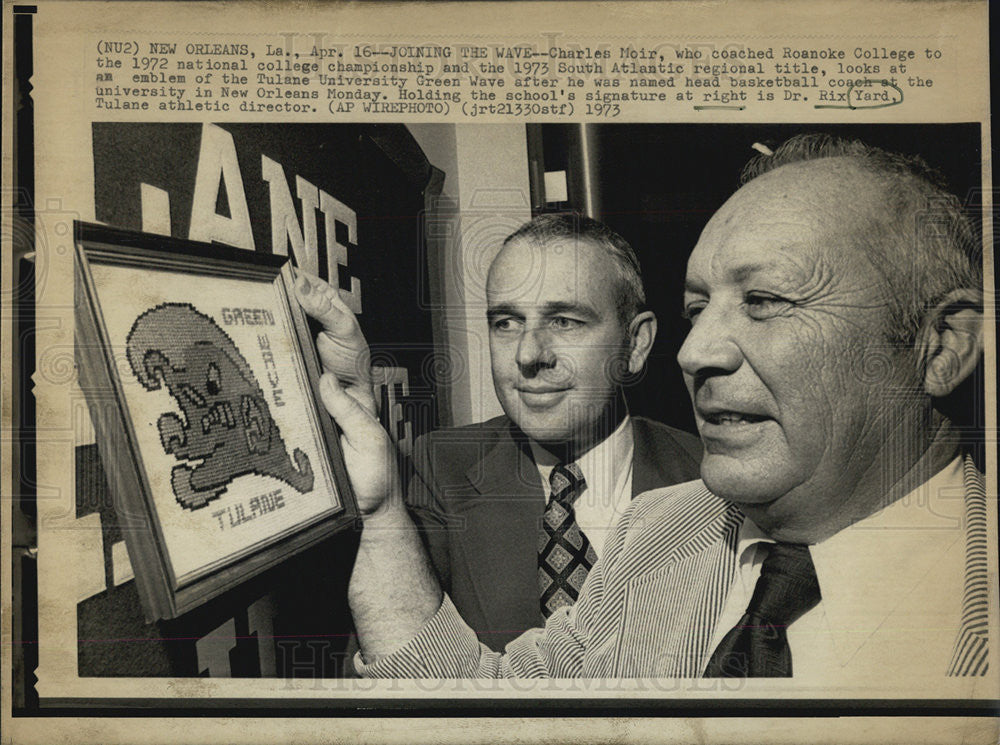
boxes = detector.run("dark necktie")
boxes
[538,462,597,618]
[704,542,822,677]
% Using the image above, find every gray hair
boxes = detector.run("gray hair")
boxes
[740,133,982,345]
[502,213,646,325]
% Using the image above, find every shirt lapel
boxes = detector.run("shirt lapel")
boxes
[452,425,546,639]
[630,418,699,497]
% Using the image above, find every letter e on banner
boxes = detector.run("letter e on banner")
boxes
[319,190,362,313]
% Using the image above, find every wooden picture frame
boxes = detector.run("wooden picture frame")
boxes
[74,221,358,621]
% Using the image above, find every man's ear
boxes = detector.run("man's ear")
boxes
[919,288,983,397]
[626,311,658,375]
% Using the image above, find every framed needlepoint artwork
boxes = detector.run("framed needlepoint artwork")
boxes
[73,221,358,621]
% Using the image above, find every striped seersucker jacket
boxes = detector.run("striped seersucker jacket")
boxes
[360,455,989,679]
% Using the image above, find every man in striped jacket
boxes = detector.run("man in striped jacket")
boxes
[308,134,988,682]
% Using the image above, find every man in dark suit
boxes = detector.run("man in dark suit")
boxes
[405,215,700,649]
[298,214,701,651]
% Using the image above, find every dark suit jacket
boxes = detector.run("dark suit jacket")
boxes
[405,414,702,650]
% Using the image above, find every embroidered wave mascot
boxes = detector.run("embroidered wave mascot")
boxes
[126,303,314,510]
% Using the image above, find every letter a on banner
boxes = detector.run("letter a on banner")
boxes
[189,123,255,250]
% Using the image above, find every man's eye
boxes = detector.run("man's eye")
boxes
[550,316,584,330]
[681,303,706,323]
[744,292,792,319]
[206,363,222,396]
[491,317,520,332]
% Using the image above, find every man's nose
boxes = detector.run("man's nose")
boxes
[515,326,556,371]
[677,310,742,379]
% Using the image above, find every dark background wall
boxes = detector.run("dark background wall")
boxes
[532,123,983,434]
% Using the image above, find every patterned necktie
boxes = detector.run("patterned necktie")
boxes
[538,462,597,618]
[704,542,822,677]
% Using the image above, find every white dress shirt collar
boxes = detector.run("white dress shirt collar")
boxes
[727,456,967,673]
[806,455,966,668]
[529,415,635,562]
[529,414,634,502]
